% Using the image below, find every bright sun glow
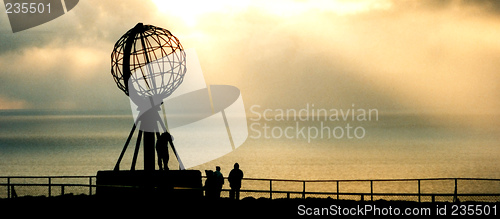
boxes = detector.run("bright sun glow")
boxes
[152,0,392,26]
[152,0,251,27]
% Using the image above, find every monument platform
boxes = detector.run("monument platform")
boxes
[96,170,202,198]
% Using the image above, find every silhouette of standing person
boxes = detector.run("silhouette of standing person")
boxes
[204,170,215,198]
[214,166,224,198]
[156,132,171,170]
[228,163,243,200]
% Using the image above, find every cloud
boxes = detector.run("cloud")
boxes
[0,0,498,116]
[182,0,500,115]
[0,0,158,54]
[0,95,29,109]
[390,0,500,16]
[0,0,163,110]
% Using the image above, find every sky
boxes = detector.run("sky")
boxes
[0,0,499,117]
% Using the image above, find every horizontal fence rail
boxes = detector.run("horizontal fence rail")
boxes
[0,176,95,199]
[1,176,499,203]
[233,178,500,203]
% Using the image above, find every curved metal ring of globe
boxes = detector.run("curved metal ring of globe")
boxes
[111,23,187,105]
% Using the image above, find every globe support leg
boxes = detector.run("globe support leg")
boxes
[168,139,185,170]
[143,131,156,171]
[114,123,136,171]
[131,130,143,171]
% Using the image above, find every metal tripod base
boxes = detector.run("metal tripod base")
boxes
[113,122,185,171]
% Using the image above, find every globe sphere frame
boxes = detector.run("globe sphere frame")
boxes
[111,23,187,101]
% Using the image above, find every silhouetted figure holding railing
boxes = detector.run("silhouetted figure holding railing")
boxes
[228,163,243,200]
[10,185,17,198]
[156,132,171,170]
[214,166,224,198]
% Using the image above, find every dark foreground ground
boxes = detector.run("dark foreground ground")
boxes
[1,195,498,217]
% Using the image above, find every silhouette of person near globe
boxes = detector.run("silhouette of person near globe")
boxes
[204,170,215,198]
[204,166,224,199]
[156,132,171,170]
[228,163,244,200]
[214,166,224,198]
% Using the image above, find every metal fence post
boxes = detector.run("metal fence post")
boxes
[336,181,339,200]
[89,177,92,195]
[418,179,421,203]
[7,177,10,199]
[269,180,272,199]
[48,177,52,197]
[370,180,373,201]
[302,181,306,199]
[453,178,458,203]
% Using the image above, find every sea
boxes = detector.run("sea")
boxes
[0,109,499,195]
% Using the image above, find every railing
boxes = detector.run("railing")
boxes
[0,176,96,199]
[233,178,500,203]
[1,176,499,203]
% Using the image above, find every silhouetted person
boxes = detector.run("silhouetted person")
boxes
[228,163,243,200]
[156,132,171,170]
[214,166,224,198]
[204,170,215,198]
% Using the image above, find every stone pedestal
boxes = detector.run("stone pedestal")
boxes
[96,170,202,199]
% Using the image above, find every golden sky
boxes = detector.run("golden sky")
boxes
[0,0,499,115]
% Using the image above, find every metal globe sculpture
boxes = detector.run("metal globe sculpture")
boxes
[111,23,186,106]
[110,23,186,171]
